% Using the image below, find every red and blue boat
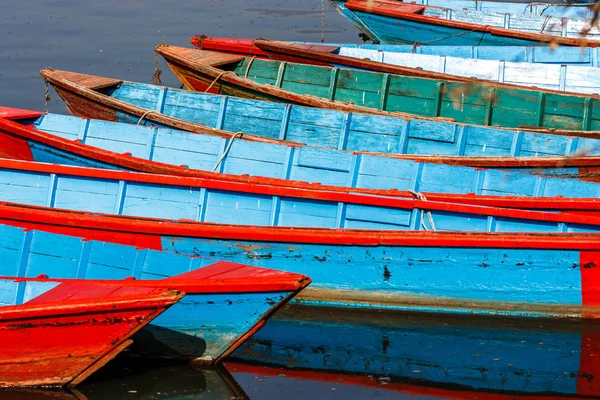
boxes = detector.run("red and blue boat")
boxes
[0,273,179,387]
[0,222,310,367]
[341,0,600,46]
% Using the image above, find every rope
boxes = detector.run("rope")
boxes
[540,15,551,33]
[212,132,244,172]
[44,80,51,114]
[321,0,325,43]
[205,71,235,93]
[244,56,257,79]
[136,110,161,125]
[409,190,437,231]
[153,52,163,86]
[415,25,491,46]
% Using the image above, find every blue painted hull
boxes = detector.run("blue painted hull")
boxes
[0,224,298,362]
[315,43,600,67]
[26,88,600,180]
[233,306,599,396]
[346,9,543,46]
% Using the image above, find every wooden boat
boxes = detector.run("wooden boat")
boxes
[0,222,310,363]
[343,0,600,46]
[233,306,600,396]
[0,158,597,232]
[330,0,594,45]
[193,37,600,95]
[227,360,600,399]
[0,163,599,318]
[327,43,600,67]
[0,273,179,387]
[37,70,600,174]
[5,105,600,207]
[7,108,600,213]
[151,45,600,132]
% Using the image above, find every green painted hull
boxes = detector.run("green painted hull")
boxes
[159,45,600,133]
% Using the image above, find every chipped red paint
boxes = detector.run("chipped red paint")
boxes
[2,117,600,213]
[345,0,600,47]
[4,262,310,294]
[0,279,180,387]
[581,251,600,310]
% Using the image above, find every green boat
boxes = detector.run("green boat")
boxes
[156,44,600,134]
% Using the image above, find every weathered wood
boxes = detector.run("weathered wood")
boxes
[154,45,600,133]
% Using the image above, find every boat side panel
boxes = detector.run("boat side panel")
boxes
[348,10,539,46]
[103,83,600,157]
[161,236,585,307]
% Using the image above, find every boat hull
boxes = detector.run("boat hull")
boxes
[0,223,309,363]
[0,278,178,387]
[2,204,600,320]
[347,7,543,45]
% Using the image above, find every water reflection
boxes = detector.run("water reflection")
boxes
[2,308,600,399]
[233,305,600,398]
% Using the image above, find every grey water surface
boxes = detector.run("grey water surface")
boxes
[0,0,356,112]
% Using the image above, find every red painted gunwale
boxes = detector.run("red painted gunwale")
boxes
[2,201,600,249]
[0,278,180,387]
[0,157,599,227]
[345,0,600,47]
[3,261,310,294]
[192,37,600,99]
[0,107,43,121]
[2,114,600,211]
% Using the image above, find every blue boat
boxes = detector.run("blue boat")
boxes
[0,222,310,363]
[301,42,600,94]
[340,0,600,46]
[310,43,600,67]
[0,160,600,319]
[330,0,594,44]
[4,109,600,208]
[36,72,600,174]
[233,306,600,397]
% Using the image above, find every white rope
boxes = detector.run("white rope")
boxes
[212,132,244,172]
[409,190,437,231]
[136,109,161,125]
[205,71,235,93]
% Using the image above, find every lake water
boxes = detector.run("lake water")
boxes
[0,0,356,113]
[1,0,595,398]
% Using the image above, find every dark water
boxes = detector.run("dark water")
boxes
[0,0,358,113]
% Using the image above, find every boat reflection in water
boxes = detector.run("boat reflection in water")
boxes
[3,307,600,399]
[232,305,600,398]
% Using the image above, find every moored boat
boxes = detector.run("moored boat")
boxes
[192,37,600,95]
[0,223,310,364]
[343,0,600,46]
[329,0,593,44]
[0,273,179,387]
[0,162,599,318]
[36,70,600,176]
[7,108,600,212]
[151,45,600,132]
[322,44,600,67]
